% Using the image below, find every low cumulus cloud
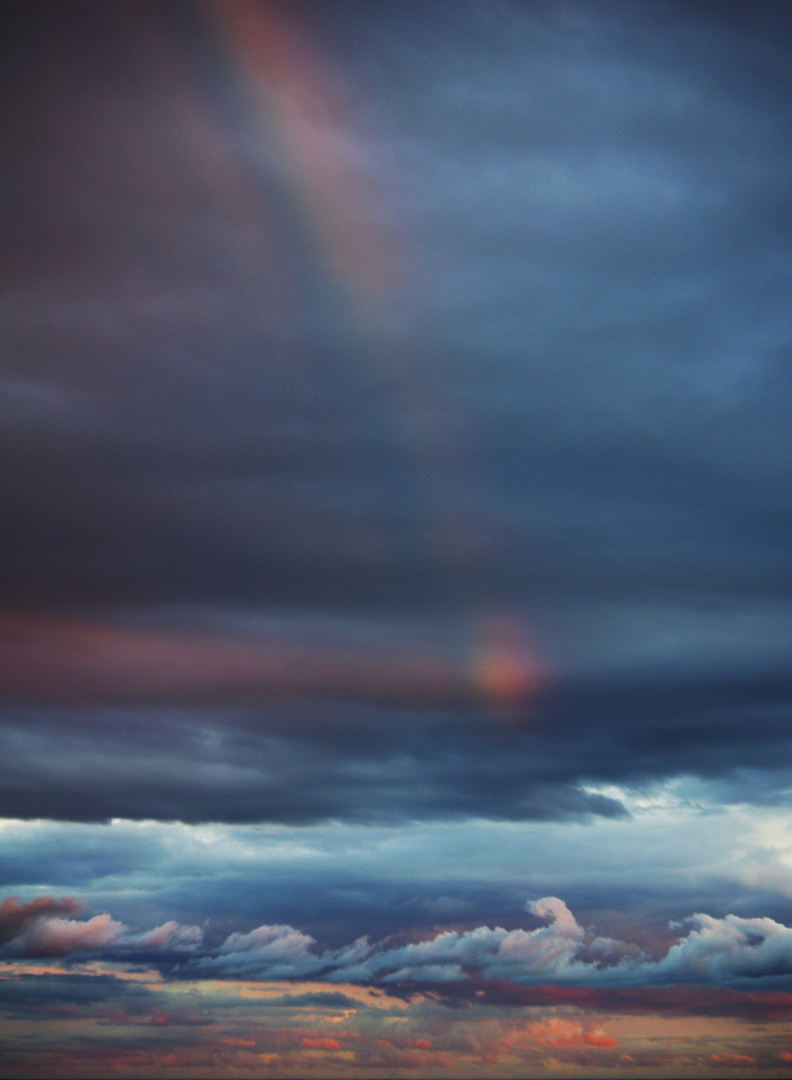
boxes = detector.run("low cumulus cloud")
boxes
[201,896,792,988]
[0,895,84,944]
[11,892,791,989]
[0,896,201,958]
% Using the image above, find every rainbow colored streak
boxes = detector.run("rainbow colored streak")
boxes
[203,0,398,303]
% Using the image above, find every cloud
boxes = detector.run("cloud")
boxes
[12,912,127,957]
[530,1018,618,1050]
[8,886,792,993]
[0,0,789,628]
[0,895,84,944]
[708,1052,758,1068]
[657,912,792,983]
[199,896,792,990]
[4,644,792,826]
[417,981,792,1023]
[123,920,204,951]
[209,924,326,979]
[302,1036,340,1050]
[0,895,202,958]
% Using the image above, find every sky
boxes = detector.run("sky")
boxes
[2,0,792,1076]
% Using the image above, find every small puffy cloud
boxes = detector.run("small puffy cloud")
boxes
[620,1052,668,1067]
[201,924,373,980]
[530,1018,618,1050]
[206,924,325,979]
[708,1052,758,1067]
[11,913,126,957]
[0,895,84,944]
[121,920,203,951]
[648,912,792,985]
[0,895,202,958]
[302,1036,341,1050]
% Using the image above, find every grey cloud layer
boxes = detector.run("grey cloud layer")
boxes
[2,629,791,823]
[1,0,792,831]
[2,0,790,609]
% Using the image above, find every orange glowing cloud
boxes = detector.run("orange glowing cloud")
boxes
[708,1052,758,1067]
[302,1036,341,1051]
[530,1018,618,1051]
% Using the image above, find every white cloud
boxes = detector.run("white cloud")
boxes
[122,920,203,950]
[657,912,792,982]
[205,897,792,987]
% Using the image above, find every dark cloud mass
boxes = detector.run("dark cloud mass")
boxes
[3,662,792,823]
[1,0,790,823]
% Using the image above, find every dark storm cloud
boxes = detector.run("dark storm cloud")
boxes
[1,0,790,610]
[0,699,620,824]
[1,641,791,822]
[1,0,792,829]
[416,980,792,1023]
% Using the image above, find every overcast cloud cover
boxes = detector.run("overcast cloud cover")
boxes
[2,1,792,1076]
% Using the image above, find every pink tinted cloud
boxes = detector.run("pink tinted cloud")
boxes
[708,1052,758,1067]
[0,895,84,944]
[1,894,202,957]
[536,1031,618,1048]
[0,611,542,711]
[302,1036,341,1050]
[13,912,126,956]
[620,1052,669,1067]
[529,1017,618,1051]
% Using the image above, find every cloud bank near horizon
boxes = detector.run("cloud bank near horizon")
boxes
[6,892,792,992]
